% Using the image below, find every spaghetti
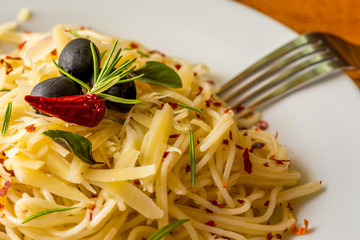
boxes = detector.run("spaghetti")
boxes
[0,23,321,240]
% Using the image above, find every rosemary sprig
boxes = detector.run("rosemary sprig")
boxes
[53,40,182,106]
[69,30,82,38]
[1,102,12,136]
[148,219,189,240]
[21,206,79,224]
[189,129,195,187]
[89,41,144,95]
[164,101,203,113]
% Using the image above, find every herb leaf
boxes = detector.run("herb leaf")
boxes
[69,30,81,38]
[1,102,12,136]
[21,207,79,224]
[148,219,189,240]
[133,61,182,88]
[43,130,100,165]
[0,89,10,92]
[189,129,195,187]
[98,93,142,104]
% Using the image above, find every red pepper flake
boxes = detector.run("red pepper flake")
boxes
[243,148,252,174]
[235,144,243,150]
[169,134,180,138]
[5,56,22,60]
[148,49,166,57]
[275,131,279,139]
[195,113,201,119]
[266,233,273,240]
[287,202,293,211]
[88,205,96,210]
[0,204,4,210]
[130,42,138,49]
[24,94,105,127]
[205,220,216,227]
[162,151,169,158]
[222,139,229,145]
[223,107,231,114]
[174,64,181,70]
[134,179,141,186]
[195,87,203,96]
[276,234,282,239]
[283,228,288,233]
[51,49,57,56]
[0,213,5,219]
[23,30,31,34]
[229,130,233,140]
[252,142,265,149]
[234,105,245,112]
[205,208,213,214]
[243,132,248,136]
[237,199,245,204]
[18,41,27,50]
[166,102,178,110]
[263,162,269,167]
[91,194,99,198]
[264,200,270,206]
[210,200,225,208]
[0,181,11,197]
[185,164,190,173]
[205,99,213,107]
[256,120,268,130]
[196,139,200,144]
[291,219,309,235]
[207,80,215,85]
[222,182,227,188]
[89,211,93,221]
[0,59,3,64]
[25,124,36,132]
[213,102,222,107]
[193,72,198,77]
[5,62,13,75]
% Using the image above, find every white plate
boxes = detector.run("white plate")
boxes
[2,1,360,239]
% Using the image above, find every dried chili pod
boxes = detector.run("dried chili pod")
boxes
[25,94,105,127]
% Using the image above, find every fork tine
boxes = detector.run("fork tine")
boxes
[234,59,342,119]
[230,51,334,108]
[216,33,322,95]
[220,43,327,102]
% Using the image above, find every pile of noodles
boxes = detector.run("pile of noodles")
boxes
[0,23,321,240]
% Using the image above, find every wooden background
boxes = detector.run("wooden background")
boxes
[236,0,360,87]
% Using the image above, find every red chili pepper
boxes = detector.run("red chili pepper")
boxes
[243,148,252,174]
[25,94,105,127]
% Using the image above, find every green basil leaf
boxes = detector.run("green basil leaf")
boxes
[43,130,100,165]
[147,219,189,240]
[1,102,12,136]
[133,61,182,88]
[21,206,79,224]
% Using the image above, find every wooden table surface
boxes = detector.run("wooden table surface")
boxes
[236,0,360,87]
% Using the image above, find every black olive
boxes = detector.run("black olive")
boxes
[104,80,137,113]
[58,38,100,83]
[30,76,83,98]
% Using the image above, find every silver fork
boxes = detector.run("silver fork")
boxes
[216,32,360,118]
